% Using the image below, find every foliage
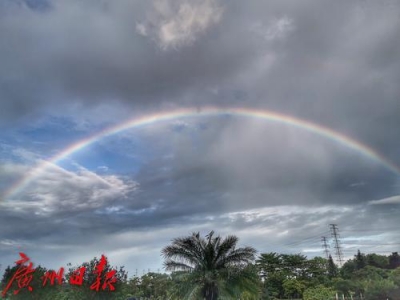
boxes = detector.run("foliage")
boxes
[257,252,328,298]
[306,256,330,285]
[390,267,400,285]
[162,231,258,300]
[355,250,367,270]
[340,258,357,279]
[282,278,306,299]
[303,284,336,300]
[64,255,128,300]
[327,255,338,278]
[1,233,400,300]
[363,279,398,300]
[1,264,63,300]
[366,253,389,269]
[138,272,171,299]
[389,252,400,269]
[353,265,390,281]
[331,278,359,297]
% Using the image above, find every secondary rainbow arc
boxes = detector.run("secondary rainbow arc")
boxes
[4,106,400,200]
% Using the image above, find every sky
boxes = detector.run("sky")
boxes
[0,0,400,276]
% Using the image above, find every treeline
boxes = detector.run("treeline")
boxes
[256,251,400,299]
[1,232,400,300]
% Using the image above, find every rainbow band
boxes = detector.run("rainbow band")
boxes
[4,106,400,200]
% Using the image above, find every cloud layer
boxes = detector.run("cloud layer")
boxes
[0,0,399,273]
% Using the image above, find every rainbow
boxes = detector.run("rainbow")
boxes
[3,106,400,200]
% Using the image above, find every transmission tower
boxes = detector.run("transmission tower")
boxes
[321,236,330,260]
[330,224,344,266]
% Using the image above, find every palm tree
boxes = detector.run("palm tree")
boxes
[162,231,259,300]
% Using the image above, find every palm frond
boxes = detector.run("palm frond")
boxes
[162,231,257,300]
[217,247,257,269]
[214,235,238,265]
[164,260,193,272]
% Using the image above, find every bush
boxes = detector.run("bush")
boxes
[303,285,336,300]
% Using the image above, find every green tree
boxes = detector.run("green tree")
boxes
[256,252,281,279]
[344,266,393,298]
[280,253,307,278]
[388,268,400,298]
[64,255,128,300]
[327,255,338,278]
[355,250,367,270]
[303,285,336,300]
[363,279,398,300]
[1,264,62,300]
[282,278,306,299]
[389,252,400,269]
[306,256,329,284]
[123,276,143,298]
[366,253,389,269]
[390,267,400,285]
[257,253,329,298]
[162,231,258,300]
[341,259,356,279]
[353,265,389,281]
[332,278,358,298]
[138,272,171,299]
[256,253,285,298]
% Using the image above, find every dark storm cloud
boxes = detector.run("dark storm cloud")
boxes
[1,0,399,165]
[135,118,399,207]
[2,114,399,256]
[1,0,398,163]
[1,160,399,272]
[0,0,258,122]
[237,1,400,160]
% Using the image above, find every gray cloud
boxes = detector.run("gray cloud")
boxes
[369,195,400,205]
[136,0,223,50]
[1,0,400,274]
[1,162,138,215]
[1,0,399,170]
[0,0,257,122]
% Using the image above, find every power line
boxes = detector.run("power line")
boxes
[284,231,330,247]
[341,228,399,232]
[344,243,400,246]
[342,250,397,255]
